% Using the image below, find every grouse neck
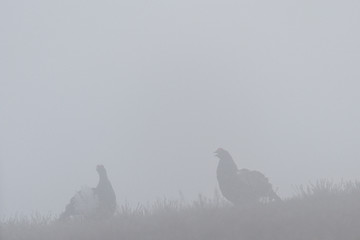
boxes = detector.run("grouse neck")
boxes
[218,155,238,172]
[97,173,110,187]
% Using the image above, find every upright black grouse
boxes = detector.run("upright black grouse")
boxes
[215,148,280,205]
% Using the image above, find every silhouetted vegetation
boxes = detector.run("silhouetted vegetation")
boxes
[2,180,360,240]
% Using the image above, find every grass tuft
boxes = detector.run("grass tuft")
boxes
[2,180,360,240]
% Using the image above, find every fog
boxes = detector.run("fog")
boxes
[1,0,360,218]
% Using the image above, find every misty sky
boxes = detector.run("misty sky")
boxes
[1,0,360,218]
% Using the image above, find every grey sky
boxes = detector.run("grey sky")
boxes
[1,0,360,218]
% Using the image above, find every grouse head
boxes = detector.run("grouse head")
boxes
[96,165,107,176]
[214,148,232,160]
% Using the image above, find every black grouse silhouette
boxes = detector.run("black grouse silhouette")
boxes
[215,148,280,205]
[59,165,116,220]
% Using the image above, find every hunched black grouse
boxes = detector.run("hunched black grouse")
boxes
[59,165,116,220]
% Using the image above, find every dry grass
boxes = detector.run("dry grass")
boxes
[2,180,360,240]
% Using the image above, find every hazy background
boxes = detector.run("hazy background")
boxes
[1,0,360,218]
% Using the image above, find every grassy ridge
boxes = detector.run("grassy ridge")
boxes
[2,180,360,240]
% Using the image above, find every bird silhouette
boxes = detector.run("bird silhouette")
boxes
[215,148,280,205]
[59,165,116,221]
